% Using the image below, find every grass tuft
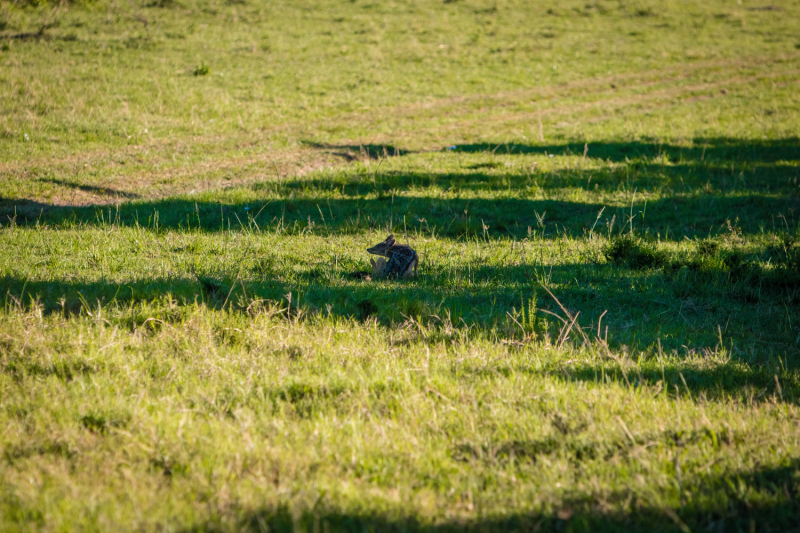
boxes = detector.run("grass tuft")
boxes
[603,234,668,270]
[193,61,210,76]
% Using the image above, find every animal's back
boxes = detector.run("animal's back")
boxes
[386,245,418,278]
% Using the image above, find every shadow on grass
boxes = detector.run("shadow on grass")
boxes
[301,141,415,161]
[449,427,741,466]
[296,137,800,196]
[37,177,141,201]
[284,161,800,194]
[1,192,798,240]
[329,137,799,201]
[181,459,800,533]
[3,246,799,377]
[3,243,799,324]
[298,137,800,164]
[548,361,799,402]
[446,137,800,164]
[4,269,800,404]
[2,136,798,237]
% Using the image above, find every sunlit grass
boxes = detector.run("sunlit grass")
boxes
[1,0,800,531]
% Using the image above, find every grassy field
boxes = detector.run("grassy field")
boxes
[2,0,800,531]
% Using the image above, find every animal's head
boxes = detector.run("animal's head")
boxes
[366,234,396,257]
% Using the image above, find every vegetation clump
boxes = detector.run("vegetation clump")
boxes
[193,61,209,76]
[603,234,668,270]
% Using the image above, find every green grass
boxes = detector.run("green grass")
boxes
[2,0,800,531]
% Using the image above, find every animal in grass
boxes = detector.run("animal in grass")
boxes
[366,234,419,279]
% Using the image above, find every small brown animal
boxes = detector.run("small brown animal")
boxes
[366,234,418,279]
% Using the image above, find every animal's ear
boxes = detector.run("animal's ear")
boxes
[385,234,395,241]
[387,237,396,247]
